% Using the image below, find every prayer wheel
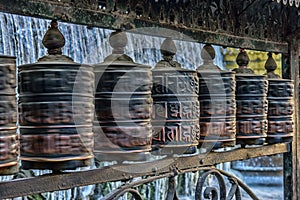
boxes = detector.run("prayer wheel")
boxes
[197,44,236,149]
[94,31,152,161]
[265,53,294,144]
[18,20,94,170]
[151,38,200,154]
[0,55,18,175]
[234,49,268,146]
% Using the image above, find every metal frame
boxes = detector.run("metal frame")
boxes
[0,143,288,199]
[284,38,300,200]
[103,169,260,200]
[0,0,299,199]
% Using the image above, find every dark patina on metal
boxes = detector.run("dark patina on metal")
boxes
[151,38,199,154]
[0,55,18,175]
[265,53,294,144]
[18,20,94,170]
[197,44,236,149]
[94,31,152,161]
[234,49,268,146]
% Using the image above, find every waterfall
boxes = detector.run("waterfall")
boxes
[0,12,225,200]
[0,13,224,68]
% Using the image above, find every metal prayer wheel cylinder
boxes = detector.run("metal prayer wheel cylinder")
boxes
[0,55,18,175]
[198,71,236,148]
[18,20,94,170]
[151,38,200,154]
[197,44,236,149]
[264,52,294,144]
[235,74,268,145]
[18,60,94,171]
[266,79,294,143]
[94,31,152,161]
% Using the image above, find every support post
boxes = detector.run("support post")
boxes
[284,38,299,200]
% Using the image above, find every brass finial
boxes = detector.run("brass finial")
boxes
[197,44,220,71]
[236,49,249,67]
[265,52,280,78]
[155,38,181,69]
[109,31,127,54]
[201,44,215,60]
[102,31,134,63]
[233,49,254,74]
[161,38,177,62]
[42,20,65,55]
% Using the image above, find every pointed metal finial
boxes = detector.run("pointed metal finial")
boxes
[102,31,134,63]
[197,44,220,71]
[236,49,249,67]
[265,52,277,71]
[109,31,127,54]
[201,44,215,60]
[160,38,177,62]
[155,38,181,69]
[265,52,280,78]
[42,20,65,55]
[233,49,254,74]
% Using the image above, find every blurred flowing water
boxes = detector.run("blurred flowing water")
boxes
[0,13,225,67]
[0,12,225,199]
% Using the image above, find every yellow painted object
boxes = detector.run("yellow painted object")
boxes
[223,48,282,76]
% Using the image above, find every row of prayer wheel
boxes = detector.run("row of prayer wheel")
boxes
[0,21,295,174]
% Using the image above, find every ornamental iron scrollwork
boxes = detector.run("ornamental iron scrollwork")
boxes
[101,168,259,200]
[166,176,179,200]
[195,170,228,200]
[195,169,259,200]
[104,188,143,200]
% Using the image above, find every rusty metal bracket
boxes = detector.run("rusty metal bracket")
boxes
[0,143,288,199]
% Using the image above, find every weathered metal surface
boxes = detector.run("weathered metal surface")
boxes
[103,168,259,200]
[0,0,296,53]
[94,31,152,161]
[232,49,254,74]
[233,50,268,145]
[151,38,199,154]
[0,0,296,198]
[197,44,236,149]
[235,74,268,145]
[105,168,256,200]
[264,52,295,144]
[18,21,94,170]
[166,176,179,200]
[0,56,16,95]
[195,170,228,199]
[195,169,249,200]
[267,79,294,144]
[265,52,281,79]
[0,143,288,199]
[0,55,18,175]
[102,173,174,200]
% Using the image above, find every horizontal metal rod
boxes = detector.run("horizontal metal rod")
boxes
[0,143,288,199]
